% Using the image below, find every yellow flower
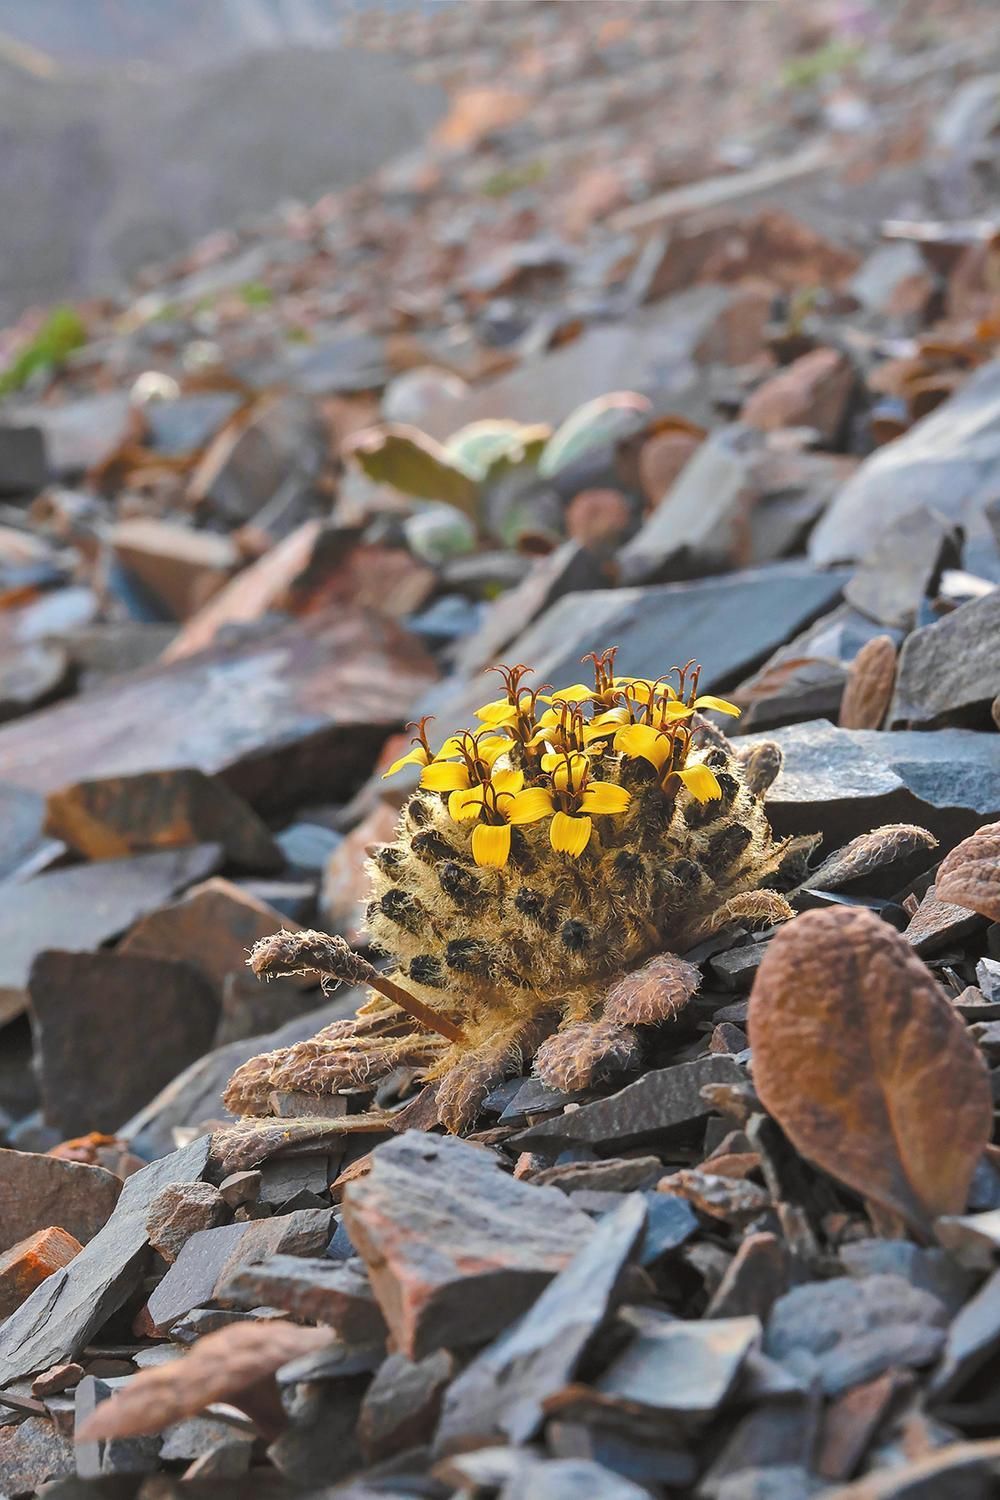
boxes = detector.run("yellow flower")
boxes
[539,683,594,706]
[613,723,722,803]
[449,768,553,868]
[382,743,432,778]
[688,694,741,717]
[419,732,507,793]
[475,694,533,728]
[527,753,632,859]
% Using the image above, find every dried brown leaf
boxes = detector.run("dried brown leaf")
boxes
[806,824,937,891]
[75,1320,333,1441]
[839,635,897,730]
[602,952,701,1026]
[748,907,992,1237]
[936,821,1000,922]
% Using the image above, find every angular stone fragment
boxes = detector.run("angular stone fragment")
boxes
[359,1349,453,1462]
[342,1132,594,1359]
[844,508,959,631]
[45,768,280,869]
[0,1147,121,1251]
[904,886,986,955]
[0,842,220,1024]
[111,518,239,620]
[436,1196,646,1452]
[0,1225,82,1318]
[511,1056,745,1153]
[820,1440,1000,1498]
[29,950,219,1136]
[597,1305,761,1421]
[0,1136,209,1385]
[891,590,1000,728]
[319,800,399,946]
[706,1233,790,1320]
[145,1208,334,1332]
[930,1268,1000,1402]
[146,1182,228,1264]
[0,1416,74,1492]
[220,1255,387,1344]
[0,608,437,814]
[741,348,854,444]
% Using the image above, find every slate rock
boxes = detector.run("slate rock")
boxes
[146,1182,228,1264]
[844,507,960,631]
[503,1458,651,1500]
[267,1371,368,1487]
[597,1305,761,1421]
[0,1414,74,1491]
[0,1226,83,1318]
[904,886,986,956]
[358,1348,453,1462]
[0,641,71,723]
[810,359,1000,565]
[45,768,281,870]
[706,1233,790,1321]
[0,607,437,814]
[220,1255,387,1344]
[0,423,47,496]
[839,1240,973,1317]
[0,842,221,1025]
[890,588,1000,728]
[145,1208,334,1333]
[342,1132,594,1359]
[511,1056,745,1153]
[764,1274,948,1396]
[735,720,1000,846]
[0,1147,121,1252]
[0,1136,210,1385]
[29,950,219,1136]
[436,1196,646,1452]
[930,1267,1000,1403]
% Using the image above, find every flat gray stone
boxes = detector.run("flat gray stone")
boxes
[0,1136,209,1386]
[844,506,960,630]
[890,587,1000,727]
[596,1305,760,1418]
[0,1148,122,1252]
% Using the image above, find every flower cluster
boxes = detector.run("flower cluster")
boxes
[384,648,739,869]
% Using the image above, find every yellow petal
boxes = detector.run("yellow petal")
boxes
[693,694,741,717]
[549,810,593,857]
[614,723,670,770]
[433,735,466,760]
[381,746,429,778]
[657,699,695,720]
[472,822,511,868]
[475,698,518,726]
[420,761,471,792]
[589,707,629,729]
[580,782,631,815]
[541,683,594,705]
[491,767,525,795]
[506,787,555,825]
[677,763,722,803]
[477,736,510,766]
[449,787,484,820]
[549,752,590,791]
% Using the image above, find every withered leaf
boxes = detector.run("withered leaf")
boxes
[748,907,992,1237]
[806,824,937,892]
[839,635,897,730]
[602,952,700,1027]
[75,1320,333,1441]
[936,821,1000,923]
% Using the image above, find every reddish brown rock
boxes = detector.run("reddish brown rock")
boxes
[111,518,239,620]
[564,488,632,550]
[44,768,281,869]
[741,347,854,445]
[0,1147,122,1252]
[0,1226,83,1318]
[146,1182,229,1264]
[31,1362,85,1397]
[638,429,703,508]
[320,800,400,946]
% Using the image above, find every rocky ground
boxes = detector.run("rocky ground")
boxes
[0,1,1000,1496]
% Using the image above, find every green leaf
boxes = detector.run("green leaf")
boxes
[538,392,652,479]
[445,419,551,479]
[345,423,482,519]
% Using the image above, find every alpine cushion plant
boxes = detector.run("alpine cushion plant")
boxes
[223,648,923,1133]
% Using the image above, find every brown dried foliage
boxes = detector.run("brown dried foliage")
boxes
[839,635,897,730]
[936,821,1000,923]
[806,824,937,892]
[748,907,992,1237]
[75,1320,334,1442]
[602,952,701,1027]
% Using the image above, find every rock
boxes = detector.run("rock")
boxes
[275,822,342,874]
[0,423,47,495]
[111,519,239,620]
[120,877,304,1000]
[890,589,1000,728]
[736,720,1000,847]
[845,508,960,631]
[29,949,219,1136]
[904,886,986,956]
[319,800,400,947]
[638,429,703,507]
[436,1196,646,1452]
[820,1440,1000,1497]
[342,1132,594,1359]
[596,1305,761,1421]
[145,1208,334,1332]
[44,768,281,869]
[511,1056,745,1153]
[706,1233,790,1321]
[503,1458,651,1500]
[218,1171,261,1210]
[839,1241,973,1317]
[930,1267,1000,1403]
[146,1182,228,1264]
[451,541,607,679]
[810,360,1000,565]
[0,642,71,723]
[0,843,220,1026]
[764,1274,948,1396]
[358,1348,453,1462]
[741,348,854,445]
[221,1254,386,1344]
[565,490,632,551]
[0,1416,74,1491]
[0,607,437,814]
[31,1362,84,1397]
[187,393,323,524]
[0,1135,209,1385]
[0,1147,121,1252]
[0,1225,83,1318]
[216,971,319,1048]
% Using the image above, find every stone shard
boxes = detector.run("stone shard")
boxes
[342,1132,595,1359]
[890,589,1000,728]
[0,1147,122,1252]
[596,1305,761,1420]
[0,1225,83,1319]
[0,1135,210,1385]
[219,1254,387,1345]
[29,949,220,1136]
[844,507,959,631]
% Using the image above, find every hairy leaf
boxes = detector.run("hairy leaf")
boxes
[748,907,992,1237]
[806,824,936,891]
[936,821,1000,923]
[839,635,897,730]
